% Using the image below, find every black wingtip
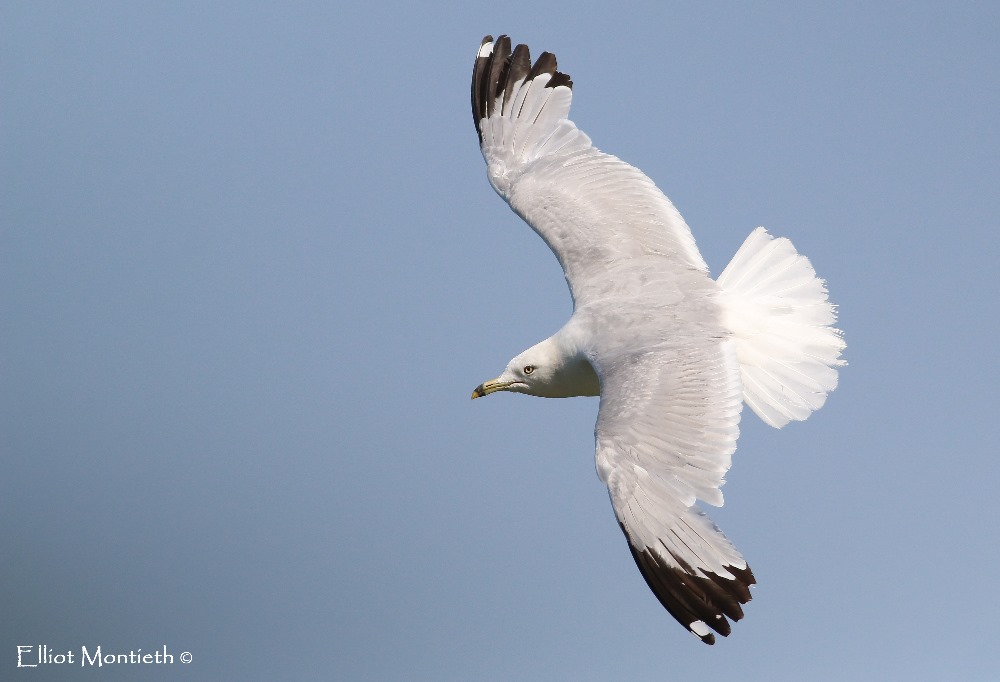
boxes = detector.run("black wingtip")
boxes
[471,35,574,144]
[485,36,511,119]
[618,523,755,645]
[471,36,494,140]
[547,71,573,89]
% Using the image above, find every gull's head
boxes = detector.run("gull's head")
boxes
[471,342,558,399]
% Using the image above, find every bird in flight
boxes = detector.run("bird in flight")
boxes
[470,35,845,644]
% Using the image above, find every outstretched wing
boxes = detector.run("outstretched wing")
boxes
[589,327,754,644]
[472,35,709,308]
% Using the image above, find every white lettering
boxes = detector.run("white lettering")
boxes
[80,645,102,667]
[77,645,174,666]
[16,645,37,668]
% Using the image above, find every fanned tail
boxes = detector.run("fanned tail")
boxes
[717,227,846,428]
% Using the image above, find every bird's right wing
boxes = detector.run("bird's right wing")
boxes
[588,333,755,645]
[472,35,708,308]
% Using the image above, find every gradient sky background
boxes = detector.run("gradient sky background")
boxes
[3,2,998,680]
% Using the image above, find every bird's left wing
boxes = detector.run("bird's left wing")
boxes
[472,35,708,308]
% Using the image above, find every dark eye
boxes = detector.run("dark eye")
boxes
[523,365,535,375]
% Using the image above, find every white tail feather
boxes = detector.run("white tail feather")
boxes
[717,227,845,428]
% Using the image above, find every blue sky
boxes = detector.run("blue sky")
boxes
[3,2,998,680]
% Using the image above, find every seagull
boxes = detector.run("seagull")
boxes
[469,35,845,644]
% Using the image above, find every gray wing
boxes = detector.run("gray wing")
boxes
[472,35,708,309]
[589,328,754,644]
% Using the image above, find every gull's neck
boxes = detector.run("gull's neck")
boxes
[539,327,600,398]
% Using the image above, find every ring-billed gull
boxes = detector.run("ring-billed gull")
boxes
[469,35,845,644]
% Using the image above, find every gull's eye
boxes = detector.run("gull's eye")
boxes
[523,365,535,375]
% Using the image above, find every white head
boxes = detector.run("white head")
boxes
[471,336,600,399]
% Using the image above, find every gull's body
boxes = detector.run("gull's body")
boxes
[470,35,845,644]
